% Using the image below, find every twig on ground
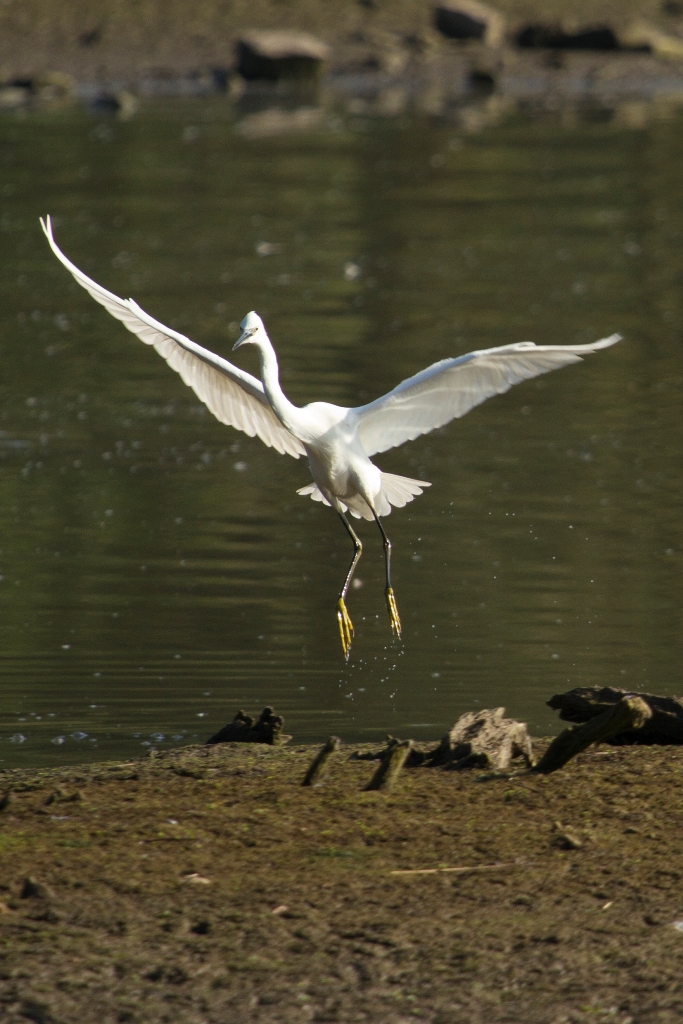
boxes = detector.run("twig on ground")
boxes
[390,861,518,876]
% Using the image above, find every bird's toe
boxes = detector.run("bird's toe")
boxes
[385,587,402,640]
[337,598,354,660]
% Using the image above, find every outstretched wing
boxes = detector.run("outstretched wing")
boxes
[40,216,305,459]
[354,336,621,457]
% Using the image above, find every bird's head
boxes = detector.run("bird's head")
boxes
[233,311,266,351]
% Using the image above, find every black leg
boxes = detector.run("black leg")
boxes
[373,512,402,640]
[336,511,362,660]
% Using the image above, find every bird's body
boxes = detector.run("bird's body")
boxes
[40,215,621,657]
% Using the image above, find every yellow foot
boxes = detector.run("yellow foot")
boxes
[385,586,402,640]
[337,597,354,661]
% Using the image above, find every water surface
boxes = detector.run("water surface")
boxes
[1,96,681,766]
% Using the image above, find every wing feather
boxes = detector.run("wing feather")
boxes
[354,336,621,457]
[40,216,305,459]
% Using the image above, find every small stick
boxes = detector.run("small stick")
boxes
[302,736,341,787]
[365,739,413,792]
[532,695,652,775]
[391,861,515,877]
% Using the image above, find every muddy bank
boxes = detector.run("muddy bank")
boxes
[1,739,683,1023]
[2,0,683,103]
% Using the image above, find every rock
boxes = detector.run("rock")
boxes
[0,791,12,811]
[2,71,75,107]
[32,71,76,103]
[78,24,104,47]
[516,24,619,51]
[621,21,683,59]
[547,686,683,745]
[0,85,29,109]
[206,706,290,746]
[236,31,330,82]
[20,877,53,900]
[434,2,505,48]
[427,707,535,771]
[552,821,583,850]
[92,91,139,120]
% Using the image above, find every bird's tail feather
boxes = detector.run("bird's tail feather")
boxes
[378,473,431,515]
[296,482,331,506]
[296,474,430,520]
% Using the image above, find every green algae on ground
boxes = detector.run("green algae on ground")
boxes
[1,741,683,1022]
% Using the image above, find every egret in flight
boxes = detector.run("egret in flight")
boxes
[41,216,620,658]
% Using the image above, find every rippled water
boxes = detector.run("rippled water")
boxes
[0,95,681,766]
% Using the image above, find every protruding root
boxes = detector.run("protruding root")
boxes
[385,586,402,640]
[337,597,354,660]
[302,736,342,787]
[365,738,413,792]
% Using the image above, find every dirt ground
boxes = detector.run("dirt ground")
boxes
[1,0,682,85]
[1,738,682,1024]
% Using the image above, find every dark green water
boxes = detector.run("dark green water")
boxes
[0,96,681,766]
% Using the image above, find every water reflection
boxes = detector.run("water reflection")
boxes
[0,96,681,767]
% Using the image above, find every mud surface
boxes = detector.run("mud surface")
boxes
[1,0,682,85]
[1,740,683,1023]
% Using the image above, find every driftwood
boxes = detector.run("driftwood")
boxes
[548,686,683,745]
[206,707,290,746]
[365,740,414,792]
[534,695,652,774]
[427,708,535,771]
[353,709,534,775]
[302,736,341,787]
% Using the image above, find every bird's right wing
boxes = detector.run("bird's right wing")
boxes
[40,216,305,458]
[354,335,622,457]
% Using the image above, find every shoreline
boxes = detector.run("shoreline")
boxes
[2,2,683,108]
[1,738,682,1022]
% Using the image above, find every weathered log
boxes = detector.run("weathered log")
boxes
[533,695,652,774]
[302,736,341,787]
[365,739,413,792]
[427,707,535,771]
[547,686,683,745]
[206,707,290,746]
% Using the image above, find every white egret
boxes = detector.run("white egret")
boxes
[41,216,621,658]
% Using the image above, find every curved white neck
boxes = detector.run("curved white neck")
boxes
[257,335,301,436]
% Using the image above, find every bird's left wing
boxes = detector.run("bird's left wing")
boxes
[40,216,305,458]
[353,335,622,457]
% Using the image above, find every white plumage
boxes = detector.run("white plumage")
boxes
[40,215,621,657]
